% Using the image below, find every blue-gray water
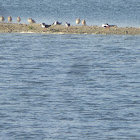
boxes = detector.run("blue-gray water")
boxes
[0,33,140,140]
[0,0,140,139]
[1,0,140,27]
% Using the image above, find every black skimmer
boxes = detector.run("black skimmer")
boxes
[40,23,52,31]
[41,23,52,28]
[65,22,70,27]
[53,21,62,25]
[102,24,117,28]
[102,23,110,28]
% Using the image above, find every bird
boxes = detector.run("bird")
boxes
[40,23,52,31]
[82,19,86,25]
[65,22,70,27]
[17,17,21,23]
[40,23,52,28]
[76,18,80,24]
[0,16,5,22]
[53,21,62,25]
[8,16,12,22]
[28,18,35,24]
[102,23,109,28]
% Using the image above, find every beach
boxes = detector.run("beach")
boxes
[1,0,140,139]
[0,23,140,35]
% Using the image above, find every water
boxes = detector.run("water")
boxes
[0,0,140,139]
[0,33,140,140]
[1,0,140,27]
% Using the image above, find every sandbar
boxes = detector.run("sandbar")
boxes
[0,23,140,35]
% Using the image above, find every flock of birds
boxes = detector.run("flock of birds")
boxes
[0,16,116,29]
[0,16,36,24]
[40,18,86,31]
[0,16,21,23]
[0,16,86,28]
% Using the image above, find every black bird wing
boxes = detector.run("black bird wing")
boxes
[45,25,51,28]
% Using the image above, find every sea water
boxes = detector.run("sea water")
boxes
[1,0,140,27]
[0,33,140,140]
[0,0,140,140]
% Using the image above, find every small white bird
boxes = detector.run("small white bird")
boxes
[65,22,70,27]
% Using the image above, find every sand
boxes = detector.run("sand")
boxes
[0,23,140,35]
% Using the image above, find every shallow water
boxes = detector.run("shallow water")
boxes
[0,33,140,139]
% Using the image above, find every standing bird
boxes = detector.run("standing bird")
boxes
[17,17,21,23]
[40,23,51,28]
[28,18,35,24]
[65,22,70,27]
[8,16,12,22]
[82,19,86,26]
[0,16,5,22]
[40,23,52,31]
[102,23,109,28]
[53,21,62,25]
[76,18,80,24]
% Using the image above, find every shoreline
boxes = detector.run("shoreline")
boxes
[0,23,140,35]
